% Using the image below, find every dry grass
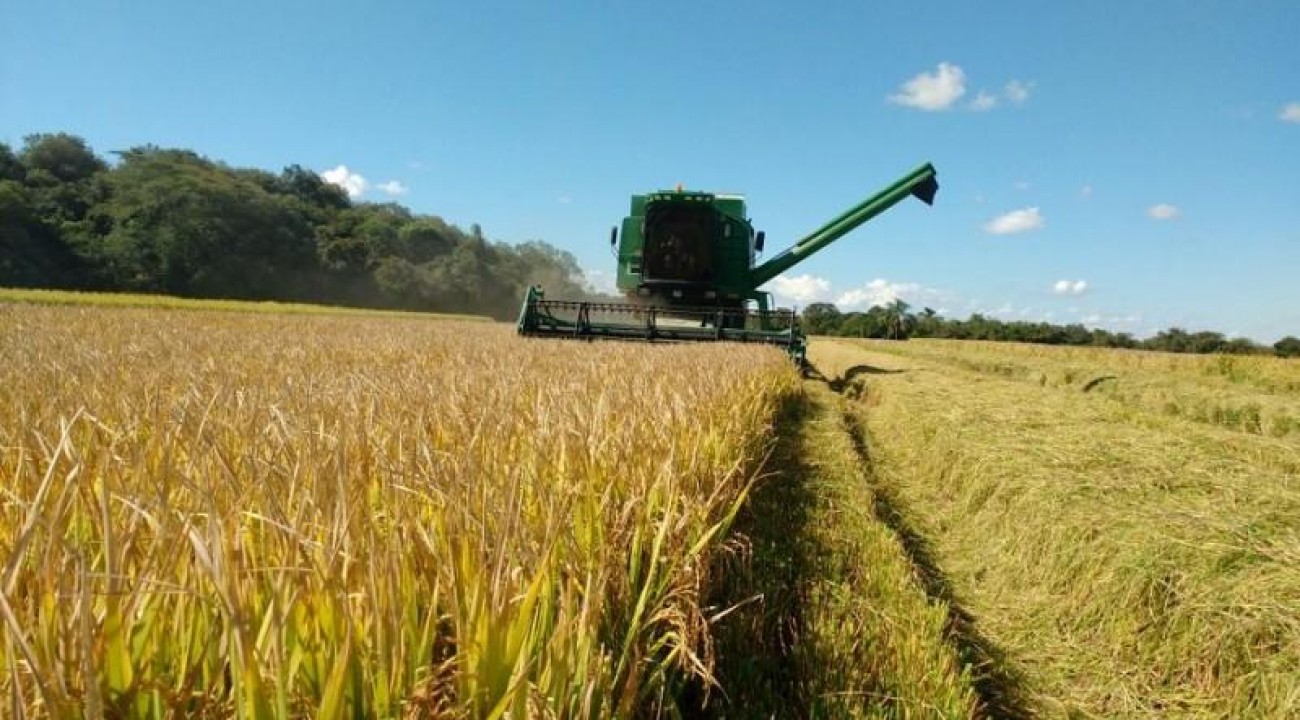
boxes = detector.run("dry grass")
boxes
[858,338,1300,439]
[0,303,797,718]
[813,338,1300,718]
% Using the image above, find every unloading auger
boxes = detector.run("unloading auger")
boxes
[518,163,939,367]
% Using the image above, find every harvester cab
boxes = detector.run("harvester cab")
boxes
[518,163,939,367]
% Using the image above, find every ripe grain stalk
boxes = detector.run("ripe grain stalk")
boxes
[0,303,797,718]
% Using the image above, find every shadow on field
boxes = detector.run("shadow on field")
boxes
[684,392,816,719]
[1082,374,1118,392]
[809,364,907,393]
[838,402,1037,720]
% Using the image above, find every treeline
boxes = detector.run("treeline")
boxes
[0,133,596,318]
[802,302,1300,358]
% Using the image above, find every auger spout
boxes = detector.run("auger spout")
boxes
[748,163,938,288]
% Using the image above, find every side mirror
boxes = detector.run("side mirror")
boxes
[755,230,765,253]
[610,226,618,248]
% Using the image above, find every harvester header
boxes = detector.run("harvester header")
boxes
[518,163,939,366]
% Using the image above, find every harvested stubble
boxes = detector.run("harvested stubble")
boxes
[859,338,1300,439]
[706,380,982,718]
[0,303,797,718]
[814,338,1300,719]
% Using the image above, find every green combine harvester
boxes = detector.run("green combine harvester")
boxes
[518,163,938,366]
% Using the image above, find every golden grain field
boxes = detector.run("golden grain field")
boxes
[9,300,1300,720]
[0,303,797,718]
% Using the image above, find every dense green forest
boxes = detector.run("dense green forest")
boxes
[0,133,595,319]
[801,301,1300,358]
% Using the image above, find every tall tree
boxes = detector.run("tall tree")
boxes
[802,302,842,335]
[97,147,314,297]
[882,299,914,340]
[0,143,24,181]
[20,133,106,183]
[1275,336,1300,358]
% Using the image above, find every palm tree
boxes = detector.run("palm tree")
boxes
[882,299,914,340]
[917,306,938,337]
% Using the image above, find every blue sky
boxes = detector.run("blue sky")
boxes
[4,1,1298,341]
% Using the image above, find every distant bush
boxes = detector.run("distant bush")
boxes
[803,302,1287,357]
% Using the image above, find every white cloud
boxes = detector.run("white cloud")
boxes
[889,62,967,111]
[1080,184,1093,198]
[837,279,915,310]
[995,302,1016,316]
[581,268,618,295]
[1014,179,1031,191]
[963,302,1146,331]
[983,207,1045,235]
[557,195,573,204]
[321,165,368,198]
[1079,312,1143,329]
[377,180,408,196]
[1064,307,1144,330]
[768,273,833,304]
[1052,279,1089,296]
[1280,102,1300,123]
[765,274,947,311]
[836,278,946,311]
[970,91,998,111]
[1004,79,1032,104]
[1147,203,1180,220]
